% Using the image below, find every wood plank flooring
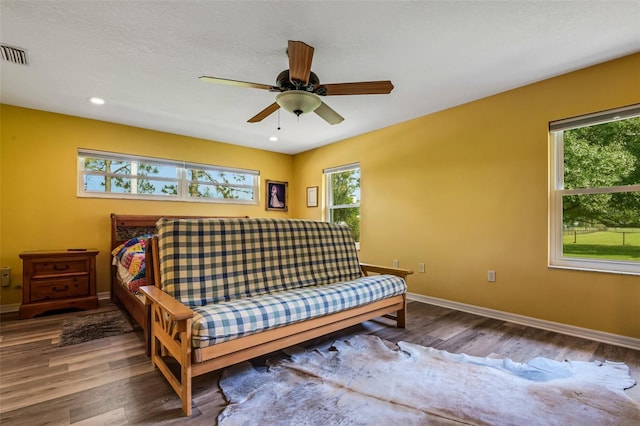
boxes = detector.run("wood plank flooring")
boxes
[1,300,638,425]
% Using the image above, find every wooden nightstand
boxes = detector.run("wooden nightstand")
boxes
[19,250,99,319]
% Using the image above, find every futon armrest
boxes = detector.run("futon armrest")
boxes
[360,263,414,279]
[139,285,194,321]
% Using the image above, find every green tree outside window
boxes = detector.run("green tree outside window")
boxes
[327,166,360,242]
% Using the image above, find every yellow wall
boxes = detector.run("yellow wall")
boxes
[0,106,292,305]
[292,53,640,339]
[2,54,638,339]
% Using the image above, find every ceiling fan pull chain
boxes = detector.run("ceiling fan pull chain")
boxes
[277,109,281,131]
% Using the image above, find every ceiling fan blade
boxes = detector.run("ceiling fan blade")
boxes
[314,102,344,125]
[199,76,278,91]
[247,102,280,123]
[288,40,314,85]
[317,81,394,96]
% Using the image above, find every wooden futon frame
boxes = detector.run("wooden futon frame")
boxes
[141,220,413,416]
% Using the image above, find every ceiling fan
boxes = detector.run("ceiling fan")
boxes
[199,40,394,125]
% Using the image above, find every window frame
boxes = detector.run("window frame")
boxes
[324,163,361,245]
[77,149,259,205]
[549,105,640,275]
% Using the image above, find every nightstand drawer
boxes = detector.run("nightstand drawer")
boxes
[30,276,90,301]
[32,259,89,277]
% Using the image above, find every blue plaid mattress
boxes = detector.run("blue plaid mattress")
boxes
[191,274,407,348]
[156,218,363,306]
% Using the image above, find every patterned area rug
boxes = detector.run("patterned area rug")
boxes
[57,309,134,347]
[218,334,639,425]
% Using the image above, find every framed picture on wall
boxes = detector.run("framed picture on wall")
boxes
[266,180,288,211]
[306,186,318,207]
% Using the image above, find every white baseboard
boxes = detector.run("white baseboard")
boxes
[407,292,640,351]
[0,303,20,314]
[1,292,112,314]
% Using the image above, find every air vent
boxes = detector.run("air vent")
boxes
[1,44,29,65]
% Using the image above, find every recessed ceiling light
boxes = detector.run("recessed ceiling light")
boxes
[269,136,278,142]
[90,97,105,105]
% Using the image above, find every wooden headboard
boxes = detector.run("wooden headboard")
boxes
[110,214,159,250]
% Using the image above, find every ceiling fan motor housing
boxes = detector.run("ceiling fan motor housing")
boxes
[276,69,320,92]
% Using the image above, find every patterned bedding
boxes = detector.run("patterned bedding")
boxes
[111,235,154,292]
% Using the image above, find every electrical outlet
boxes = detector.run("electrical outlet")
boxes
[487,270,496,282]
[419,263,425,273]
[393,259,399,268]
[1,267,10,287]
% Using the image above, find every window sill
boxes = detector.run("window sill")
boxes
[548,260,640,276]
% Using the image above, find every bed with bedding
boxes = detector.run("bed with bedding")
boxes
[110,213,246,354]
[110,214,165,354]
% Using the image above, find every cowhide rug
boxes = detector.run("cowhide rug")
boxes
[218,334,639,425]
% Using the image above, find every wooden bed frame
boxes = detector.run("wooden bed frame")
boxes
[110,214,158,354]
[109,213,246,355]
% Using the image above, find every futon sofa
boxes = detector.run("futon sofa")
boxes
[141,217,412,416]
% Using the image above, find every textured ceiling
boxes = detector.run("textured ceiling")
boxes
[1,1,639,154]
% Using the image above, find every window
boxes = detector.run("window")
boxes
[549,105,640,275]
[78,149,259,204]
[325,163,360,243]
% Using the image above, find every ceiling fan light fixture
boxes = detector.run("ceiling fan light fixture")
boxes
[275,90,321,117]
